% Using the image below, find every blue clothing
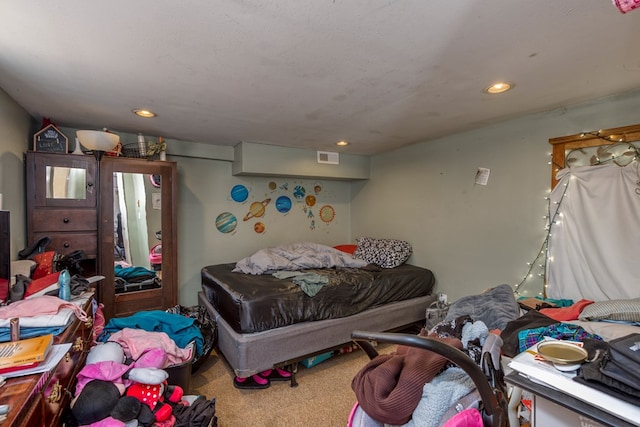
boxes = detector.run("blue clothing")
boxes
[99,310,204,355]
[0,324,70,342]
[114,265,156,282]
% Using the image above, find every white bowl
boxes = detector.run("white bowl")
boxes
[76,130,120,152]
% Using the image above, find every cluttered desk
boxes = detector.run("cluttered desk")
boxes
[506,339,640,427]
[506,371,638,427]
[0,291,95,426]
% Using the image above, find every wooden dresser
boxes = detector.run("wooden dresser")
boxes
[24,151,98,276]
[24,151,179,321]
[1,294,95,426]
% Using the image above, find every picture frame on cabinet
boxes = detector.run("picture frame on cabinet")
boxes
[33,124,68,153]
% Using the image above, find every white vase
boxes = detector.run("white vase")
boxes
[72,137,84,155]
[160,151,167,161]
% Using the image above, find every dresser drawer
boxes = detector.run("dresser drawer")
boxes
[32,231,97,258]
[42,299,94,426]
[42,342,90,426]
[32,209,96,232]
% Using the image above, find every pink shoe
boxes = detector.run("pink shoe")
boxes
[259,368,291,382]
[233,374,270,389]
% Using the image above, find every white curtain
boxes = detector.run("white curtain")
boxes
[546,162,640,301]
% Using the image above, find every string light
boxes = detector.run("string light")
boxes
[514,181,569,297]
[517,134,639,297]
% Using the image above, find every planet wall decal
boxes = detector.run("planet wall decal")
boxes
[293,185,306,200]
[215,212,238,234]
[254,222,265,233]
[243,198,271,221]
[275,195,292,213]
[319,205,335,223]
[305,195,316,207]
[230,184,249,203]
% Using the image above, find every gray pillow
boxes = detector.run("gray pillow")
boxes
[444,284,520,331]
[578,298,640,322]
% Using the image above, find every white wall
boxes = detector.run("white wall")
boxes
[0,88,33,257]
[175,155,352,305]
[351,89,640,301]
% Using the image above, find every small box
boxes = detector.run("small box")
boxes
[300,351,334,368]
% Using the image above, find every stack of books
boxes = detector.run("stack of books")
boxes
[0,334,53,374]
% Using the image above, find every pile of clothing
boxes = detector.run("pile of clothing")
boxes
[6,236,90,304]
[72,310,217,427]
[71,340,217,427]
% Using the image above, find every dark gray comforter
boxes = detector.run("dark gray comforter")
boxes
[444,284,520,330]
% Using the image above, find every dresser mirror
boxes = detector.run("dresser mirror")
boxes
[46,165,88,199]
[29,152,96,209]
[113,171,162,274]
[99,157,177,319]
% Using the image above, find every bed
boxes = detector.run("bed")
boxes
[199,241,436,379]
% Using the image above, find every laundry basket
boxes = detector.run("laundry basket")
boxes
[165,304,218,372]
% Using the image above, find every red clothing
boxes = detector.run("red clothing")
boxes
[539,299,594,321]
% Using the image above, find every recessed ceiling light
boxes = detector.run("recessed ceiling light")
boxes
[336,140,349,146]
[132,109,157,118]
[483,82,514,94]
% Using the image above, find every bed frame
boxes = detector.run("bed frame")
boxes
[198,290,436,385]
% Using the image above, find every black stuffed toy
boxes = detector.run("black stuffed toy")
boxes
[71,380,122,425]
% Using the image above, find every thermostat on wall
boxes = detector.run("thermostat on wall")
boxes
[317,151,339,164]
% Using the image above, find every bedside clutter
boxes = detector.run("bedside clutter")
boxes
[5,250,92,305]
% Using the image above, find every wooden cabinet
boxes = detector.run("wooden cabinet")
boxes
[25,152,178,320]
[1,294,95,426]
[25,151,98,273]
[98,156,178,319]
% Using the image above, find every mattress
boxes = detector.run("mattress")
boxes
[201,263,435,334]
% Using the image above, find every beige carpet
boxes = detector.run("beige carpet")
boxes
[191,345,394,427]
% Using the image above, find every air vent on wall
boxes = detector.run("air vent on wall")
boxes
[317,151,339,165]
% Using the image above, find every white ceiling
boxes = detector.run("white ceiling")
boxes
[1,1,640,156]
